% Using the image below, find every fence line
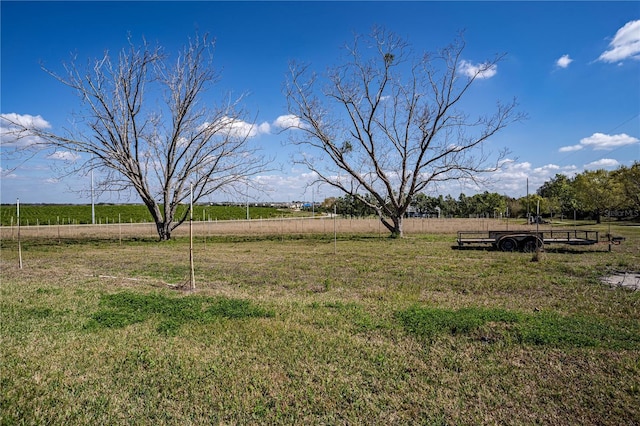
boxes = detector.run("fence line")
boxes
[0,216,535,242]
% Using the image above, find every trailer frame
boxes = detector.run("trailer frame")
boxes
[456,229,621,252]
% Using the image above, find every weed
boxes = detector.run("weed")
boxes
[396,306,520,342]
[397,305,640,350]
[518,311,640,349]
[35,287,62,295]
[86,291,274,335]
[87,310,146,329]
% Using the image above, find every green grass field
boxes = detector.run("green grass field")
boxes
[0,204,295,226]
[1,224,639,424]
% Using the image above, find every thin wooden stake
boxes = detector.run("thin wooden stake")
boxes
[17,199,23,269]
[189,184,196,290]
[334,205,337,255]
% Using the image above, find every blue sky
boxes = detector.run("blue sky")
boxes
[2,1,639,204]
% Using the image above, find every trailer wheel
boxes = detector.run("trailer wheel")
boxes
[498,237,518,252]
[521,237,542,253]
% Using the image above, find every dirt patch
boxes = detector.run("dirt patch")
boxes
[601,272,640,291]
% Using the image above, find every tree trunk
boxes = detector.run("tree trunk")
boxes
[156,222,172,241]
[142,199,173,241]
[380,215,404,238]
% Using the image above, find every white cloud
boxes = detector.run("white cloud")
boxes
[1,113,50,129]
[556,54,573,68]
[559,132,639,152]
[47,151,80,162]
[579,132,639,150]
[598,19,640,63]
[44,178,60,184]
[214,117,270,139]
[533,164,560,173]
[558,144,583,153]
[474,161,580,198]
[487,161,535,193]
[0,113,51,147]
[273,114,303,129]
[250,170,332,201]
[458,60,498,79]
[585,158,620,169]
[224,119,256,138]
[257,122,271,134]
[208,115,303,138]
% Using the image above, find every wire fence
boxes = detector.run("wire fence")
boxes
[1,216,534,242]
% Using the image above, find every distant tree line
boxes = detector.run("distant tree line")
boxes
[319,162,639,222]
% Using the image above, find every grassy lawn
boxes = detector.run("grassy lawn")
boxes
[1,225,639,424]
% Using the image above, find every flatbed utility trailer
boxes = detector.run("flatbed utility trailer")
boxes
[456,229,623,252]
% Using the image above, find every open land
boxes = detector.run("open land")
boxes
[1,218,639,424]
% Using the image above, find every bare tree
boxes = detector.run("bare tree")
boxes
[285,28,524,237]
[1,34,267,240]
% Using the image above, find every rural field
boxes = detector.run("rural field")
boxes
[1,218,639,424]
[0,204,297,227]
